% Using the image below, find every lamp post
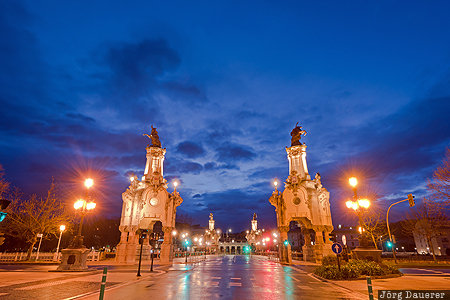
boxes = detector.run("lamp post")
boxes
[54,225,66,261]
[136,229,147,277]
[345,177,371,248]
[71,179,96,248]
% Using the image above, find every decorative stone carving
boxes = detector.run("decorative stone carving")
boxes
[313,173,323,190]
[269,124,334,264]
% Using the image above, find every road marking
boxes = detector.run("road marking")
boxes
[230,277,241,280]
[229,282,242,287]
[299,285,313,290]
[287,275,300,282]
[212,276,221,279]
[16,279,73,290]
[0,293,8,296]
[307,273,325,282]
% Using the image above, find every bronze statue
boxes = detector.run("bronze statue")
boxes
[290,122,307,146]
[143,125,161,148]
[209,213,213,220]
[253,213,257,220]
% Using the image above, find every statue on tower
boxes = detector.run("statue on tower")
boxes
[253,213,257,220]
[290,122,307,146]
[209,213,214,220]
[143,125,162,148]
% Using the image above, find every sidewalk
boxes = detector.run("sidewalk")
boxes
[329,274,450,299]
[0,260,171,300]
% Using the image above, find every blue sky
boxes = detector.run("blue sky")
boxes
[1,1,449,231]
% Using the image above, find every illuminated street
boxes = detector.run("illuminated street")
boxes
[0,2,449,300]
[83,256,364,300]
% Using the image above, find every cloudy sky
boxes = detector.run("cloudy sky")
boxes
[1,1,449,231]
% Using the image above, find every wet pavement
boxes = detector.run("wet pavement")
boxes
[82,255,365,300]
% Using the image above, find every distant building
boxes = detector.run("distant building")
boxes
[287,222,304,251]
[331,225,360,249]
[413,220,450,256]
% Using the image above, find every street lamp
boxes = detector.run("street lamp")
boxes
[72,198,96,248]
[54,225,66,260]
[345,177,371,248]
[273,179,279,191]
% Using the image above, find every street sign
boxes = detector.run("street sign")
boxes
[341,235,347,246]
[37,233,43,238]
[332,242,343,254]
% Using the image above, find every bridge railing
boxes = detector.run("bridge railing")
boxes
[0,251,100,262]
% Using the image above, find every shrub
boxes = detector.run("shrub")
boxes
[347,260,383,276]
[314,259,401,280]
[321,255,338,266]
[381,263,402,275]
[340,264,360,279]
[314,265,343,280]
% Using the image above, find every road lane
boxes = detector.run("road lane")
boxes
[84,255,365,300]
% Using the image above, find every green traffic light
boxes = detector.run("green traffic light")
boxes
[283,240,289,246]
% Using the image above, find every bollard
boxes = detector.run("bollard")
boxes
[366,276,374,300]
[99,267,107,300]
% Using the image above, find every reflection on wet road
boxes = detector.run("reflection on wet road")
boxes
[100,255,364,300]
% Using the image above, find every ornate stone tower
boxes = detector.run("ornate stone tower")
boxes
[251,213,258,231]
[116,126,183,264]
[246,213,262,251]
[209,213,215,231]
[205,213,219,253]
[269,124,333,263]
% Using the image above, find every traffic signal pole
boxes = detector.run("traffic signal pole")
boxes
[386,194,415,264]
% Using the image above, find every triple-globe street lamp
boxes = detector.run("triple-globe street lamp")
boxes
[71,178,96,248]
[345,177,372,247]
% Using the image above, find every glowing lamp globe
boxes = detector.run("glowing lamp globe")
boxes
[348,177,358,188]
[84,178,94,189]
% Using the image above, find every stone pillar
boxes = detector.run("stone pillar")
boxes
[278,226,292,264]
[302,228,316,262]
[125,232,139,263]
[160,227,174,264]
[115,231,129,263]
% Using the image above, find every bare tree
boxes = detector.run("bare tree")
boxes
[1,179,71,260]
[402,198,448,262]
[0,165,10,198]
[427,148,450,208]
[361,207,387,249]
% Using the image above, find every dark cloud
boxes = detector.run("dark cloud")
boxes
[203,162,238,171]
[216,143,256,162]
[104,38,180,88]
[165,159,203,175]
[176,141,205,158]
